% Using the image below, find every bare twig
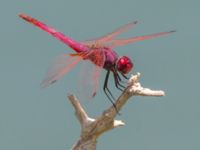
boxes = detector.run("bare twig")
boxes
[68,73,165,150]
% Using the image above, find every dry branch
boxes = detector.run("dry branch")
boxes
[68,73,165,150]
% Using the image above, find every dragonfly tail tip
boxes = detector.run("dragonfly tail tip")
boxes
[18,13,25,19]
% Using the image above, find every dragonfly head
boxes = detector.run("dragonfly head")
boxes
[116,56,133,74]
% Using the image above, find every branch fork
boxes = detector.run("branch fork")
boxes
[68,73,165,150]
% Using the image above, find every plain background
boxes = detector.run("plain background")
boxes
[0,0,199,149]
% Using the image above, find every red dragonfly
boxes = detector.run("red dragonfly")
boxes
[19,13,174,104]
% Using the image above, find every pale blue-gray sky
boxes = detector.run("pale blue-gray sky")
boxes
[0,0,199,149]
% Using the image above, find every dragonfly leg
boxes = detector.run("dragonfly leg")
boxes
[103,71,120,114]
[121,73,129,80]
[113,73,124,91]
[116,72,122,81]
[103,71,115,100]
[116,73,127,86]
[113,71,126,90]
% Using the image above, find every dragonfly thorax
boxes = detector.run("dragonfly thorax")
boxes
[102,48,119,70]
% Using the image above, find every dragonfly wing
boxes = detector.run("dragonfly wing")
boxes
[41,54,83,88]
[19,13,88,52]
[78,49,105,99]
[108,30,176,48]
[83,21,137,45]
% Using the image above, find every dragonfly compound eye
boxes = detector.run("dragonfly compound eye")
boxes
[116,56,133,74]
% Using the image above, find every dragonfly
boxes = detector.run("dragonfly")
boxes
[19,13,175,106]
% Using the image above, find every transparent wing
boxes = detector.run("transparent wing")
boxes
[107,30,176,48]
[41,54,83,88]
[78,49,105,99]
[83,21,137,45]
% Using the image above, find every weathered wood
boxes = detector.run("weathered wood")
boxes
[68,73,165,150]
